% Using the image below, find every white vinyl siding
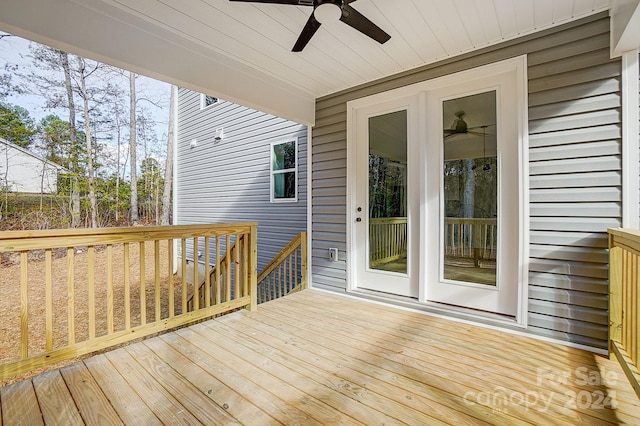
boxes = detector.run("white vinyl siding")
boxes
[0,139,62,194]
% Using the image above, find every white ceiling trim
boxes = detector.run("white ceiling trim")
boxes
[610,0,640,56]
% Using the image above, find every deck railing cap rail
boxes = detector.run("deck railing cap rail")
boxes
[0,222,259,252]
[609,227,640,239]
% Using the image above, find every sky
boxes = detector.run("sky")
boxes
[0,32,172,174]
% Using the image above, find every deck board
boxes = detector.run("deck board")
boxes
[274,291,635,424]
[123,343,241,425]
[83,354,162,426]
[160,330,319,425]
[32,369,83,426]
[212,311,489,425]
[142,336,275,425]
[244,298,540,425]
[103,347,202,425]
[192,320,415,425]
[0,379,43,425]
[1,289,639,425]
[183,324,369,425]
[60,362,123,425]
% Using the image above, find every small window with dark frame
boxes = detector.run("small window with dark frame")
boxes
[271,140,297,202]
[201,94,218,109]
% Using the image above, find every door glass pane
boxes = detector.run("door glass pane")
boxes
[442,91,497,286]
[368,110,408,274]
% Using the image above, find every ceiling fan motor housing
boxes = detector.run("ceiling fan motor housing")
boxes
[314,0,343,24]
[316,0,343,6]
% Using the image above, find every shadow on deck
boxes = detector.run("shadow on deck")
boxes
[1,289,639,425]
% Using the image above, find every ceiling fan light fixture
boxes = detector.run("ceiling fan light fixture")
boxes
[229,0,389,52]
[314,2,342,24]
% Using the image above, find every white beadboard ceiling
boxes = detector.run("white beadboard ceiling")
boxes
[0,0,622,124]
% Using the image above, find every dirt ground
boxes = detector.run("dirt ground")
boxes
[0,240,186,387]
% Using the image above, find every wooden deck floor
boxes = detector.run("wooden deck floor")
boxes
[1,289,639,425]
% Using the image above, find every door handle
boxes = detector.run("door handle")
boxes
[356,217,362,222]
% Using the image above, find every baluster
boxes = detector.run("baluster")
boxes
[140,241,146,325]
[67,248,75,346]
[243,235,249,297]
[181,239,187,314]
[215,235,221,305]
[204,236,211,307]
[225,235,231,301]
[632,252,638,363]
[155,240,161,320]
[234,234,240,300]
[88,246,96,339]
[167,239,174,318]
[192,237,199,310]
[45,249,53,351]
[107,244,114,334]
[124,242,131,328]
[20,251,29,358]
[636,252,640,366]
[294,246,299,288]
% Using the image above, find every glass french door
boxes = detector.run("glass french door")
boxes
[350,58,523,317]
[353,97,419,298]
[425,72,519,317]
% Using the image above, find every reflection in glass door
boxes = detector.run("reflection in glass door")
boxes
[442,91,497,286]
[368,110,408,274]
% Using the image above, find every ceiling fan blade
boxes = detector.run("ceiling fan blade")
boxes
[340,3,391,45]
[467,131,495,136]
[467,124,496,130]
[292,13,321,52]
[229,0,313,5]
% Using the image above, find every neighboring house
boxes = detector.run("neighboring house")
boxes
[0,137,65,194]
[4,1,640,355]
[175,92,308,271]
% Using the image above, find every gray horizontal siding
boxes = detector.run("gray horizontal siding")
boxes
[176,89,307,271]
[312,12,619,349]
[526,14,621,350]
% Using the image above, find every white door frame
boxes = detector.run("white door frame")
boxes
[347,55,529,326]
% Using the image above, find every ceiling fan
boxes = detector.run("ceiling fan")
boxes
[229,0,391,52]
[444,111,495,140]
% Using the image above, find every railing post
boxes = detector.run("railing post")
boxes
[248,224,258,311]
[608,228,640,399]
[609,236,622,355]
[301,232,308,290]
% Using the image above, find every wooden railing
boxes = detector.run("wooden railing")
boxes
[608,228,640,399]
[186,234,245,312]
[444,217,497,265]
[368,217,497,267]
[257,232,307,304]
[0,223,257,381]
[369,217,407,266]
